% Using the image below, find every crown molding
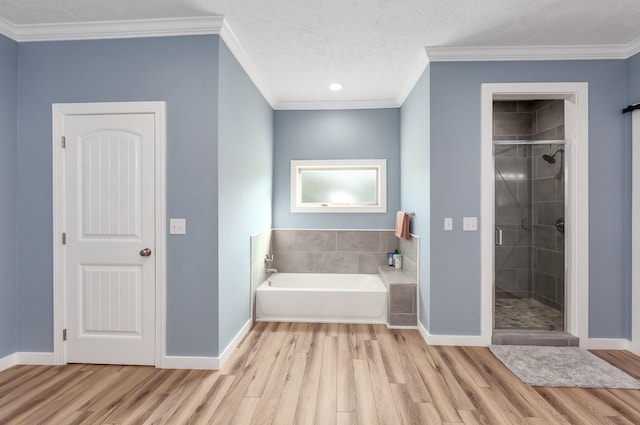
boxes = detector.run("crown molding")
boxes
[0,16,18,40]
[219,20,276,108]
[627,37,640,58]
[1,16,224,42]
[425,40,640,62]
[395,54,430,106]
[275,98,400,110]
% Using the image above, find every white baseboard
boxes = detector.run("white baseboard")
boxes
[418,322,487,347]
[161,319,253,370]
[582,338,631,350]
[16,352,57,365]
[0,352,17,372]
[0,352,57,372]
[162,355,219,370]
[217,319,252,370]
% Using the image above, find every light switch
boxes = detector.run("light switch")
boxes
[170,218,186,235]
[463,217,478,231]
[444,217,453,231]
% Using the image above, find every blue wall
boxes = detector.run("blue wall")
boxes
[217,40,273,351]
[428,60,629,337]
[0,34,17,358]
[273,109,401,229]
[16,36,221,355]
[400,66,431,330]
[628,52,640,103]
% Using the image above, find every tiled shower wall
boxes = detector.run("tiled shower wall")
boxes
[532,100,565,310]
[494,101,534,298]
[271,229,399,274]
[493,100,565,312]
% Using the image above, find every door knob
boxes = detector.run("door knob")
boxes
[140,248,152,257]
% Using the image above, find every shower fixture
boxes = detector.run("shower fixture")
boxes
[543,147,564,164]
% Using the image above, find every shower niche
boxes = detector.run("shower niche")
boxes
[493,100,566,331]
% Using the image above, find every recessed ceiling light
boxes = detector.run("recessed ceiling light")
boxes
[329,83,343,91]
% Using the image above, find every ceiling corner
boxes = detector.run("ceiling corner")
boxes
[219,20,277,109]
[0,16,19,41]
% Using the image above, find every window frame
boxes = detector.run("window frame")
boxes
[290,159,387,213]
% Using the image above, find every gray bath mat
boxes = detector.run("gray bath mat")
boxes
[489,345,640,388]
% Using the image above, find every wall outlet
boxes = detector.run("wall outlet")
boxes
[444,217,453,231]
[169,218,186,235]
[463,216,478,231]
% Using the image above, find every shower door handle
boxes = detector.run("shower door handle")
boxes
[495,227,503,246]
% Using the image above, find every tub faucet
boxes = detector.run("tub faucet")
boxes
[266,268,277,274]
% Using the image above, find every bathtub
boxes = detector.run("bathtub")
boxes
[255,273,387,324]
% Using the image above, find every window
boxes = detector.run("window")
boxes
[290,159,387,213]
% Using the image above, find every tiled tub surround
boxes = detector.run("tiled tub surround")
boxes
[493,100,565,330]
[381,234,418,327]
[271,229,399,274]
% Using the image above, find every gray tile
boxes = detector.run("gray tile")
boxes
[535,100,564,133]
[533,100,555,111]
[532,127,558,141]
[495,246,531,269]
[313,252,358,273]
[493,101,517,113]
[535,249,564,278]
[389,313,417,327]
[517,101,533,113]
[402,257,418,281]
[381,231,400,253]
[495,144,519,157]
[494,112,532,137]
[274,251,315,273]
[533,270,557,302]
[399,236,417,262]
[535,202,564,226]
[533,177,557,202]
[518,269,532,292]
[390,285,416,314]
[358,253,388,274]
[533,224,558,250]
[293,230,336,251]
[496,270,519,293]
[271,230,294,252]
[337,231,380,252]
[517,144,532,158]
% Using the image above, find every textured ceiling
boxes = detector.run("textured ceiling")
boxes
[1,0,640,107]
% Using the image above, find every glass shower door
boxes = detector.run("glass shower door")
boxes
[494,141,565,331]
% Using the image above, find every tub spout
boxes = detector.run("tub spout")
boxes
[266,268,277,274]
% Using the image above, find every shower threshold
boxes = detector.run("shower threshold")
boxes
[492,329,579,347]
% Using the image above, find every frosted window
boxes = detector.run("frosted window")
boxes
[291,160,386,213]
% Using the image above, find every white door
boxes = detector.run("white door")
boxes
[64,113,156,365]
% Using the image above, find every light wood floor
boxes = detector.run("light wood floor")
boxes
[1,323,640,424]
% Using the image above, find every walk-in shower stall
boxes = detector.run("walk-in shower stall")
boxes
[493,100,566,331]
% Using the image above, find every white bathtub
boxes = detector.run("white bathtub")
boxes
[255,273,387,324]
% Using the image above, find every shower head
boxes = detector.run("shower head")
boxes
[543,147,564,164]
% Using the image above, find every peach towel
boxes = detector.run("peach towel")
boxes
[395,211,410,240]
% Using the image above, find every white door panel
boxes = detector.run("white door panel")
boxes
[65,113,155,365]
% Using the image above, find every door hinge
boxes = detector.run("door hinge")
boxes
[63,329,67,341]
[61,136,66,148]
[62,233,66,245]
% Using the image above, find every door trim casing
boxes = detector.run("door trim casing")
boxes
[480,83,589,346]
[52,101,167,366]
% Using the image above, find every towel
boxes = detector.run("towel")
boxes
[395,211,410,240]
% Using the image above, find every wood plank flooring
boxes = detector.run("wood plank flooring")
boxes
[1,322,640,424]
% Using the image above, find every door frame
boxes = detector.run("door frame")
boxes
[480,83,589,346]
[632,109,640,356]
[52,101,167,366]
